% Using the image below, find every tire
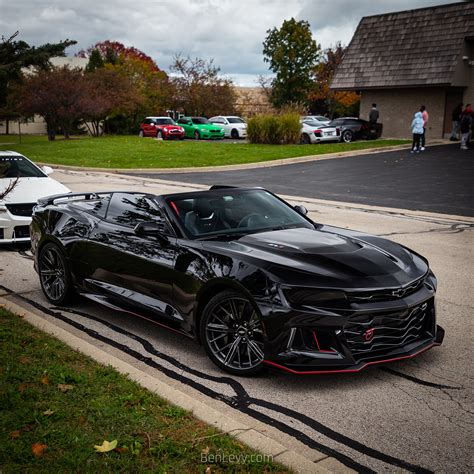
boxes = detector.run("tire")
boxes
[231,129,239,139]
[156,130,163,139]
[200,290,265,376]
[138,130,144,138]
[342,130,353,143]
[300,133,311,145]
[38,242,75,305]
[194,130,200,140]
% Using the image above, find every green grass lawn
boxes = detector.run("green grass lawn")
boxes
[0,134,409,169]
[0,307,288,473]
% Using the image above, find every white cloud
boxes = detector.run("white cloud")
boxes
[0,0,460,85]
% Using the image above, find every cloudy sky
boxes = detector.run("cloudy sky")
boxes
[1,0,460,86]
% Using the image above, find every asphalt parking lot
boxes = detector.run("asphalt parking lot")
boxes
[2,168,472,472]
[136,144,474,217]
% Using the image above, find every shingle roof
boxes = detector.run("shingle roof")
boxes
[331,2,474,90]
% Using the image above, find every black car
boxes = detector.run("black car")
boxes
[329,117,383,143]
[31,187,443,375]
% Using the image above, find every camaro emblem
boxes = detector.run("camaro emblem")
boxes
[363,328,375,342]
[392,288,407,297]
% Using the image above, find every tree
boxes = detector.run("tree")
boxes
[263,18,321,108]
[85,49,104,73]
[170,55,237,117]
[309,43,360,117]
[0,31,76,133]
[82,67,143,136]
[13,66,88,140]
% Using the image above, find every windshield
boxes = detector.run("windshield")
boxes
[0,156,45,178]
[166,189,313,238]
[227,117,245,124]
[154,118,175,125]
[303,119,322,127]
[192,118,210,125]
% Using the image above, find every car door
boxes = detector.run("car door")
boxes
[85,192,184,329]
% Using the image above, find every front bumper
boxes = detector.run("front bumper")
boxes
[163,130,185,139]
[261,280,444,374]
[0,212,32,243]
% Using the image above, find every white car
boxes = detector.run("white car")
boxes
[208,116,247,139]
[300,119,341,144]
[0,151,70,243]
[302,115,331,125]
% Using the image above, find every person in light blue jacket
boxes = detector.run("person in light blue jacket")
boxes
[411,111,424,153]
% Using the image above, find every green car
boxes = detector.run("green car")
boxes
[176,117,225,140]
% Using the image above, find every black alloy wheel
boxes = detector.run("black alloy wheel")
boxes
[231,129,239,139]
[342,129,354,143]
[300,133,311,144]
[201,290,265,375]
[38,243,74,305]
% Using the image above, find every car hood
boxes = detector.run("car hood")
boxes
[202,226,428,290]
[0,177,70,204]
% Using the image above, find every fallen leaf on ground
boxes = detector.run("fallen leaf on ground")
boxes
[18,383,34,393]
[57,384,74,392]
[9,431,21,439]
[42,409,54,416]
[41,375,50,385]
[94,440,118,452]
[202,446,210,455]
[19,356,30,364]
[32,442,48,457]
[114,447,129,453]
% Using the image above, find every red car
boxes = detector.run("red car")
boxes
[138,116,185,140]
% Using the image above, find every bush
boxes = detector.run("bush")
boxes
[247,112,301,144]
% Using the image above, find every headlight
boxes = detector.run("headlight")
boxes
[220,128,224,133]
[0,204,7,214]
[200,128,207,132]
[283,287,347,306]
[163,127,169,132]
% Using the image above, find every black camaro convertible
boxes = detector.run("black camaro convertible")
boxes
[31,187,444,375]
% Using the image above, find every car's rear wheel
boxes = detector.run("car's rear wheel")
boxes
[300,133,311,144]
[156,130,163,139]
[342,130,353,143]
[138,130,144,138]
[38,242,74,305]
[194,130,200,140]
[201,290,265,375]
[231,129,239,139]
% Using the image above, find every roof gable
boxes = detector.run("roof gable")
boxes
[331,2,474,90]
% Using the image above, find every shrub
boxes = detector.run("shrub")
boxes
[247,112,301,144]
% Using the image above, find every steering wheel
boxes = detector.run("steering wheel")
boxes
[238,213,266,228]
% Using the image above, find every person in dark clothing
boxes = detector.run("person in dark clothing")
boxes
[369,103,379,125]
[460,104,472,150]
[450,103,463,141]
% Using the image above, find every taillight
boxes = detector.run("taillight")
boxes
[314,129,322,134]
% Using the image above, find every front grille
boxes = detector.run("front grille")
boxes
[348,277,425,302]
[210,129,221,133]
[6,203,35,217]
[14,225,30,238]
[344,301,432,360]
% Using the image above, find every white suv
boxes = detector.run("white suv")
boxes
[208,116,247,139]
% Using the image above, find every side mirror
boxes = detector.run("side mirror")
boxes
[42,166,54,175]
[294,205,308,216]
[134,221,168,244]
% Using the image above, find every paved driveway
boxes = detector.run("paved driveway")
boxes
[134,144,474,217]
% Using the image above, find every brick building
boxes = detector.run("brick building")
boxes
[330,2,474,139]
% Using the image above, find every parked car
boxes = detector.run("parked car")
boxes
[0,152,70,243]
[208,116,247,139]
[176,117,225,140]
[329,117,383,143]
[31,186,444,375]
[302,115,331,125]
[139,117,185,140]
[300,118,340,144]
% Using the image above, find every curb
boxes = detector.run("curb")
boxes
[0,296,352,474]
[34,141,453,175]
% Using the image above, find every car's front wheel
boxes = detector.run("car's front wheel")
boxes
[201,290,265,375]
[341,130,354,143]
[156,130,163,139]
[231,129,239,139]
[38,242,74,305]
[194,130,200,140]
[138,130,144,138]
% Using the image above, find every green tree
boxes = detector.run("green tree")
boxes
[0,31,76,133]
[263,18,321,108]
[85,48,104,73]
